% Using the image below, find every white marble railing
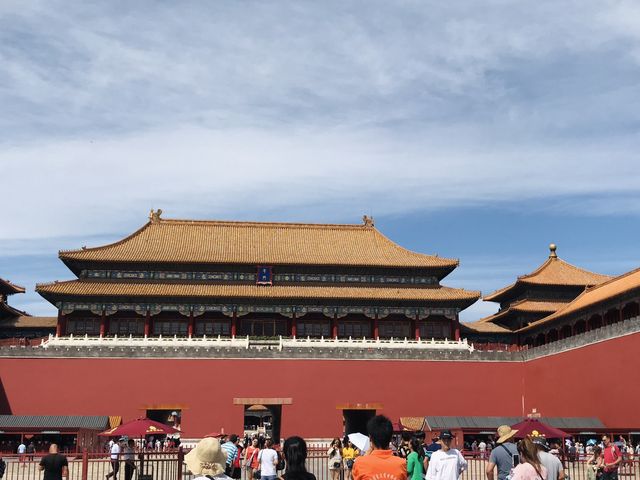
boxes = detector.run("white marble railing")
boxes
[39,334,474,352]
[40,334,251,349]
[279,336,474,352]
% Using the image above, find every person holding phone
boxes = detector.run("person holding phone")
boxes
[328,438,342,480]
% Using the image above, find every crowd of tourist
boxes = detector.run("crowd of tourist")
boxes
[2,418,639,480]
[183,417,634,480]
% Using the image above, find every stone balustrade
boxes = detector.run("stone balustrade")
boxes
[40,333,251,349]
[279,336,474,352]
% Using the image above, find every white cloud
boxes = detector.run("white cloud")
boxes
[3,1,640,319]
[2,125,640,240]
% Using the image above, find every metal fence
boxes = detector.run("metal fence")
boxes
[1,451,183,480]
[4,448,639,480]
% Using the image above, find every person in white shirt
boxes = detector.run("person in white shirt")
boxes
[426,431,467,480]
[479,441,487,458]
[17,442,27,465]
[106,437,124,479]
[258,438,279,480]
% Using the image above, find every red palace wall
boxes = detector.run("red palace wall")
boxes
[1,332,638,438]
[523,332,640,429]
[0,358,523,439]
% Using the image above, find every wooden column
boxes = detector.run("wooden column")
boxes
[99,311,106,337]
[187,312,194,338]
[291,312,297,338]
[454,314,461,341]
[56,311,65,336]
[619,305,624,323]
[332,314,338,339]
[231,312,237,338]
[373,314,379,340]
[144,310,151,336]
[413,314,420,340]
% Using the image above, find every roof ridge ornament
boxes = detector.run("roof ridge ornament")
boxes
[149,209,163,223]
[549,243,557,259]
[362,215,374,227]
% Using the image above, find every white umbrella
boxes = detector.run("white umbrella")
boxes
[348,432,370,453]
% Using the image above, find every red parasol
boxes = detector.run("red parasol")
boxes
[510,418,567,439]
[98,418,181,437]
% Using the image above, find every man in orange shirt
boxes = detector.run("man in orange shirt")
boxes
[352,415,407,480]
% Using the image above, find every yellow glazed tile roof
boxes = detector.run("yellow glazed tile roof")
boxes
[462,320,512,333]
[518,266,640,332]
[1,316,57,328]
[474,300,568,330]
[484,245,611,302]
[59,214,458,269]
[37,280,480,304]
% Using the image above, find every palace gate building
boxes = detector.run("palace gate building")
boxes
[1,211,640,441]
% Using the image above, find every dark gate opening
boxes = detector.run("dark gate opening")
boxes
[343,409,376,436]
[244,404,282,442]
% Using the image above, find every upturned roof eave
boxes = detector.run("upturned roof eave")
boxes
[57,216,460,272]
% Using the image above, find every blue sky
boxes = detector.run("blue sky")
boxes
[1,1,640,321]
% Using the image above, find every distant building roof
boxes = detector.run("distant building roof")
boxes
[461,320,512,333]
[484,245,611,303]
[38,280,480,306]
[0,302,29,319]
[1,316,57,328]
[472,300,568,331]
[423,416,605,431]
[519,266,640,332]
[59,212,459,271]
[0,278,25,296]
[0,415,110,431]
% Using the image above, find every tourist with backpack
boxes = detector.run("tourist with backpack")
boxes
[601,435,622,480]
[486,425,519,480]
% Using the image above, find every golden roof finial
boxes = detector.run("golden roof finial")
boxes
[549,243,557,258]
[149,209,163,223]
[362,215,374,227]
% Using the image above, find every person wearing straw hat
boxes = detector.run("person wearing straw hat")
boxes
[185,437,233,480]
[486,426,519,480]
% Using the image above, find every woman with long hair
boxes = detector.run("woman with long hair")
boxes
[512,438,547,480]
[245,437,261,480]
[327,438,342,480]
[407,439,425,480]
[283,436,316,480]
[587,446,603,480]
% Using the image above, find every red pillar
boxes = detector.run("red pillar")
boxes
[187,312,194,338]
[413,315,420,340]
[291,313,297,338]
[373,314,379,340]
[619,306,624,323]
[332,314,338,339]
[144,311,151,336]
[99,311,106,337]
[56,311,65,336]
[454,315,461,341]
[231,312,237,337]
